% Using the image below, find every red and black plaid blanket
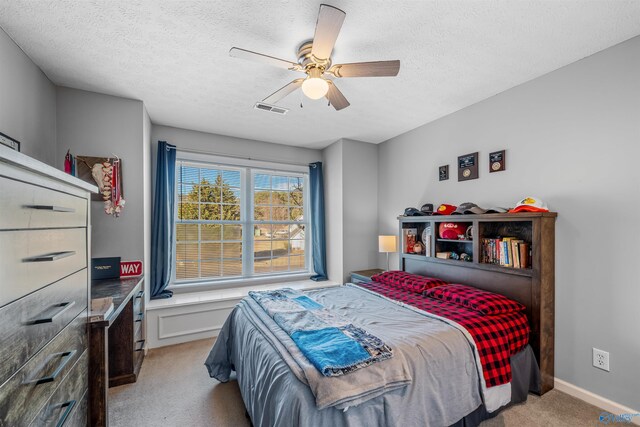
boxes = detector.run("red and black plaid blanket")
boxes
[355,281,529,388]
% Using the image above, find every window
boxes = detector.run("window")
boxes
[174,160,310,284]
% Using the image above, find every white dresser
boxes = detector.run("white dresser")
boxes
[0,145,96,426]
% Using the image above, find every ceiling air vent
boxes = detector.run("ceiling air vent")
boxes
[254,102,289,115]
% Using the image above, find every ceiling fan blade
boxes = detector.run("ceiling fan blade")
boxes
[329,60,400,78]
[325,81,350,111]
[230,47,301,71]
[262,79,304,104]
[311,4,346,60]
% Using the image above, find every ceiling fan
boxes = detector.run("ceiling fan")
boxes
[229,4,400,111]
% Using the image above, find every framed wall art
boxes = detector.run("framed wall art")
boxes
[439,165,449,181]
[489,150,506,172]
[458,152,478,182]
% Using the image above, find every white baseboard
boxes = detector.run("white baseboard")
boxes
[555,378,640,426]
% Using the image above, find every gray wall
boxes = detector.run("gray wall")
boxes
[143,106,152,293]
[322,138,379,283]
[56,87,145,263]
[377,36,640,410]
[322,140,344,282]
[0,27,56,165]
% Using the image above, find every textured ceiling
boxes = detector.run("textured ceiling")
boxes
[1,1,640,149]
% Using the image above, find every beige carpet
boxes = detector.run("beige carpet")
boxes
[109,338,605,427]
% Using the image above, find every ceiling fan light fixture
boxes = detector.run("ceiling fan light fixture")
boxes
[301,67,329,99]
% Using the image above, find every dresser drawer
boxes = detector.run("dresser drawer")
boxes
[31,350,88,427]
[58,389,87,427]
[0,177,87,231]
[0,314,86,426]
[0,269,88,386]
[0,228,87,307]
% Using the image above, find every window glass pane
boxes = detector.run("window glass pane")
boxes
[254,258,271,274]
[200,168,220,183]
[254,225,272,240]
[254,189,270,205]
[273,257,290,272]
[254,241,271,258]
[176,224,198,241]
[290,256,305,270]
[180,166,199,184]
[223,224,242,240]
[201,260,221,277]
[272,191,288,206]
[222,259,243,276]
[178,203,199,220]
[176,261,199,279]
[223,242,242,258]
[272,207,288,221]
[199,185,221,203]
[201,242,222,258]
[200,204,220,221]
[272,240,290,257]
[254,206,270,221]
[289,207,303,221]
[176,243,198,261]
[289,177,303,191]
[201,224,221,241]
[222,204,240,221]
[290,189,303,207]
[223,170,241,188]
[175,163,308,282]
[272,175,288,190]
[290,224,305,239]
[255,174,270,189]
[272,224,289,239]
[221,186,239,205]
[291,242,305,256]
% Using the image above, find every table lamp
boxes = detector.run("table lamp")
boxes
[378,235,397,271]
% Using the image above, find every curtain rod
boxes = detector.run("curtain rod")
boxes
[167,145,312,168]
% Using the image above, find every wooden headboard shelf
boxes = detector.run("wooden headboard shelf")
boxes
[398,212,556,394]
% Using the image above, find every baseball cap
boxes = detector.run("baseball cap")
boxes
[433,204,457,215]
[403,207,427,216]
[485,207,509,214]
[509,197,549,213]
[452,202,487,215]
[420,204,434,215]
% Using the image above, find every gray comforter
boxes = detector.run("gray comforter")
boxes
[206,285,483,426]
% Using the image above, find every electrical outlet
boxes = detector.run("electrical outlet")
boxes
[593,348,610,372]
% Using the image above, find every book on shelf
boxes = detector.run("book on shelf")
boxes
[402,228,417,253]
[90,296,114,322]
[481,237,531,269]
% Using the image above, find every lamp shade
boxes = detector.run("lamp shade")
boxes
[378,235,397,253]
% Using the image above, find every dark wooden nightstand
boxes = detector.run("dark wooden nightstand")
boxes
[350,268,385,284]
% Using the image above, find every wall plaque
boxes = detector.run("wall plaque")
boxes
[489,150,506,172]
[439,165,449,181]
[458,152,478,181]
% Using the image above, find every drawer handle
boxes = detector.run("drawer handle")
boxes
[26,205,76,213]
[27,350,77,385]
[135,290,144,299]
[29,301,76,325]
[25,251,76,262]
[54,400,76,427]
[135,312,145,322]
[135,339,145,352]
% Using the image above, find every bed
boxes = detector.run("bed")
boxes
[205,267,546,426]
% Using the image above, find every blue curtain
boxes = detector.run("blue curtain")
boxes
[150,141,177,299]
[309,162,328,281]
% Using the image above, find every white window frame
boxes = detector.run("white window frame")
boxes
[171,153,312,289]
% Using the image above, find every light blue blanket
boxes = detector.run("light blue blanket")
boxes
[249,288,393,376]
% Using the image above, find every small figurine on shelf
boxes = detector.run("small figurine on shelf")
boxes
[413,241,424,254]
